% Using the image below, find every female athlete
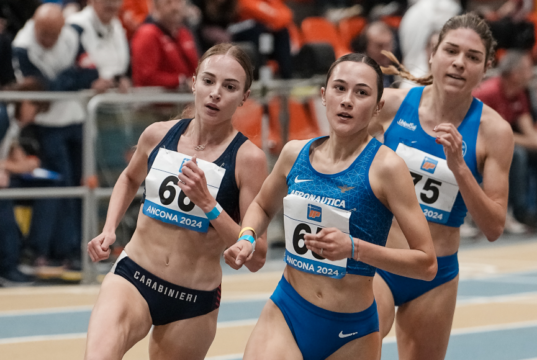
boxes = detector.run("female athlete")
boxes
[85,43,268,360]
[371,13,513,360]
[224,53,437,360]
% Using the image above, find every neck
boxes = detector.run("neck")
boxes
[186,117,234,147]
[152,13,178,34]
[425,83,474,125]
[321,127,370,162]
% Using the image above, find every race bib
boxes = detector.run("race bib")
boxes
[395,143,458,224]
[283,194,351,279]
[143,148,226,232]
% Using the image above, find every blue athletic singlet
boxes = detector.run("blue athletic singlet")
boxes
[285,137,393,277]
[143,118,247,224]
[383,86,483,227]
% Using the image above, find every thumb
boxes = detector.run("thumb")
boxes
[235,243,251,265]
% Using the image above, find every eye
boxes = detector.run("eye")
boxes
[226,84,237,91]
[334,85,345,91]
[203,78,213,85]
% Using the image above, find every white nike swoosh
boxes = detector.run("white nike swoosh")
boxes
[339,331,358,338]
[295,176,313,183]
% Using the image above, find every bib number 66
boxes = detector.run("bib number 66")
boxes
[159,175,195,212]
[293,223,325,260]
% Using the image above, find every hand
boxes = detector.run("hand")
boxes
[91,78,114,94]
[177,155,215,212]
[434,123,467,175]
[304,228,354,261]
[87,232,116,262]
[117,77,131,94]
[20,155,40,173]
[224,240,254,270]
[0,169,9,188]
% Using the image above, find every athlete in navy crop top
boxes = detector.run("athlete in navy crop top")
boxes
[84,44,268,360]
[371,13,514,360]
[225,53,436,360]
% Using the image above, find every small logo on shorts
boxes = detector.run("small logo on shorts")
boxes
[420,157,438,174]
[339,331,358,338]
[307,204,322,222]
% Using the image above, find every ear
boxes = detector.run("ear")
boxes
[242,89,251,104]
[374,100,385,116]
[485,59,493,71]
[191,75,196,94]
[320,87,327,106]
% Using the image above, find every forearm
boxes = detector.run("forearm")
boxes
[102,172,142,234]
[359,240,437,280]
[455,166,505,241]
[513,133,537,150]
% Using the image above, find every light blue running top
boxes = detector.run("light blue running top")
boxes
[383,86,483,227]
[286,137,393,277]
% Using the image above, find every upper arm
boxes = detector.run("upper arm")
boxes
[236,142,268,221]
[370,148,432,251]
[479,108,514,208]
[251,140,306,219]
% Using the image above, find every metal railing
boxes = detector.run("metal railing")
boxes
[0,79,324,283]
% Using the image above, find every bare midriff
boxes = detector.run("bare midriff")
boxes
[125,207,225,292]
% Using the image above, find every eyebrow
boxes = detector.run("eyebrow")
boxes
[201,71,240,83]
[333,79,372,89]
[445,42,484,55]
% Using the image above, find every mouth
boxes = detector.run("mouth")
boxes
[205,103,220,111]
[337,112,353,120]
[446,73,465,81]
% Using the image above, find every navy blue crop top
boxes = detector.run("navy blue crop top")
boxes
[144,118,247,224]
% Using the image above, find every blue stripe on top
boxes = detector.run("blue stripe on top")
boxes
[383,86,483,228]
[286,137,393,277]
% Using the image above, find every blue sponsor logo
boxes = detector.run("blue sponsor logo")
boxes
[179,158,190,173]
[307,204,322,222]
[420,157,438,174]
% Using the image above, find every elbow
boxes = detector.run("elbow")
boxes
[485,227,503,242]
[423,259,438,281]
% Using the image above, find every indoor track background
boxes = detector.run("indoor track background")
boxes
[1,234,537,360]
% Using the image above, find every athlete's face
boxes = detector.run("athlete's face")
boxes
[321,61,382,136]
[430,28,488,95]
[192,55,250,125]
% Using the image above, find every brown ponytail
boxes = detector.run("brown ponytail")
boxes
[380,50,434,86]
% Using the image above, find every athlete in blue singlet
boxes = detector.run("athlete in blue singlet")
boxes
[370,13,513,360]
[224,53,437,360]
[84,44,268,360]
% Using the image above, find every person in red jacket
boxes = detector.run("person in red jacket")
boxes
[131,0,199,89]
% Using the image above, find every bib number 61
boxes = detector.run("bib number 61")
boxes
[159,175,195,212]
[293,223,325,260]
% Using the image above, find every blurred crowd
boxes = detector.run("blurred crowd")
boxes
[1,0,537,286]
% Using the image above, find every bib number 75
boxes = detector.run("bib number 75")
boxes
[410,172,442,205]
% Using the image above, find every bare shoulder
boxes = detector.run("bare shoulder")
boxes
[371,144,409,179]
[279,139,309,166]
[236,140,267,169]
[138,120,180,152]
[479,104,514,150]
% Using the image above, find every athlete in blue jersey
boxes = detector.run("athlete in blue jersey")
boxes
[370,14,514,360]
[224,53,437,360]
[84,44,268,360]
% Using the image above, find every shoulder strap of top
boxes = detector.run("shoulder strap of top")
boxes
[213,131,248,166]
[147,118,192,171]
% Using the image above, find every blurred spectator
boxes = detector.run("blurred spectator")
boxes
[398,0,461,83]
[62,0,88,17]
[351,21,397,88]
[0,31,15,87]
[119,0,151,39]
[473,50,534,229]
[233,0,293,79]
[67,0,130,92]
[12,3,105,267]
[0,0,41,40]
[0,82,44,285]
[131,0,199,89]
[193,0,236,52]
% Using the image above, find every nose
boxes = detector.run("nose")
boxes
[210,89,221,101]
[340,91,353,109]
[452,52,465,70]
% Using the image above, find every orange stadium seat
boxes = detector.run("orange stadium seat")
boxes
[232,99,264,149]
[338,16,367,50]
[301,17,351,58]
[381,15,402,29]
